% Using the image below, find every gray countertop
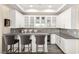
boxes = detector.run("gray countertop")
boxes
[5,28,79,39]
[56,33,79,39]
[3,32,79,39]
[3,33,49,35]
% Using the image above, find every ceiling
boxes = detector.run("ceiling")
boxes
[19,4,63,11]
[6,4,73,15]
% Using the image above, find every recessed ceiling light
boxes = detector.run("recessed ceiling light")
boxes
[48,5,52,8]
[29,5,33,7]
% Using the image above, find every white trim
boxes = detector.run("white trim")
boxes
[16,4,25,11]
[16,4,67,13]
[56,4,66,12]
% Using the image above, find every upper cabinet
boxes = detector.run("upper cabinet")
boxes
[41,17,45,24]
[10,11,57,28]
[56,8,72,29]
[24,15,56,28]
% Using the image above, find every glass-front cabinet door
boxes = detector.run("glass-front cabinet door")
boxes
[24,15,56,28]
[30,16,34,28]
[41,17,45,23]
[24,16,29,28]
[46,17,51,27]
[35,16,41,27]
[41,16,46,27]
[35,17,40,24]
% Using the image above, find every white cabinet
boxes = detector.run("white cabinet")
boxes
[50,34,56,44]
[56,35,79,54]
[51,17,56,27]
[30,16,34,27]
[56,8,71,29]
[24,16,29,27]
[24,15,56,28]
[11,15,56,28]
[34,16,47,28]
[25,16,34,28]
[46,17,51,27]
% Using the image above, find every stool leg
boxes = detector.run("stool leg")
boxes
[28,44,29,52]
[31,43,32,52]
[10,45,11,52]
[6,45,8,53]
[24,45,25,52]
[36,45,38,52]
[13,44,14,52]
[18,42,19,53]
[43,45,44,52]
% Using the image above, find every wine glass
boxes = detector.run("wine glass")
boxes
[29,29,32,33]
[34,29,38,33]
[24,29,27,33]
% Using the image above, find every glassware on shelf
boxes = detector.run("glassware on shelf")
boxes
[29,29,32,33]
[21,29,27,33]
[22,30,24,33]
[34,29,38,33]
[24,29,27,33]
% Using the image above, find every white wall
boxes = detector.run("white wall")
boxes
[0,5,11,53]
[10,10,24,28]
[56,8,71,29]
[15,10,24,28]
[0,5,3,53]
[71,6,79,29]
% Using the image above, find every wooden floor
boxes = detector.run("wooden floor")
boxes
[48,44,64,54]
[5,44,64,54]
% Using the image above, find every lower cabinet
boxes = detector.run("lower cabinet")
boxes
[56,35,79,54]
[50,34,56,44]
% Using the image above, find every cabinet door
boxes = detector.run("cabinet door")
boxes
[41,16,46,27]
[46,17,51,27]
[35,16,41,27]
[51,17,56,27]
[30,16,34,28]
[24,16,29,27]
[50,34,56,44]
[41,17,45,24]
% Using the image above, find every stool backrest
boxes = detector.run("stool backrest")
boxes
[4,34,15,45]
[20,35,30,45]
[35,35,45,45]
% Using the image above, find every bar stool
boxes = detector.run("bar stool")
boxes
[35,35,45,52]
[4,34,19,53]
[20,35,32,53]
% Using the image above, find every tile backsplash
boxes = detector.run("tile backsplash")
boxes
[60,28,79,38]
[10,28,79,38]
